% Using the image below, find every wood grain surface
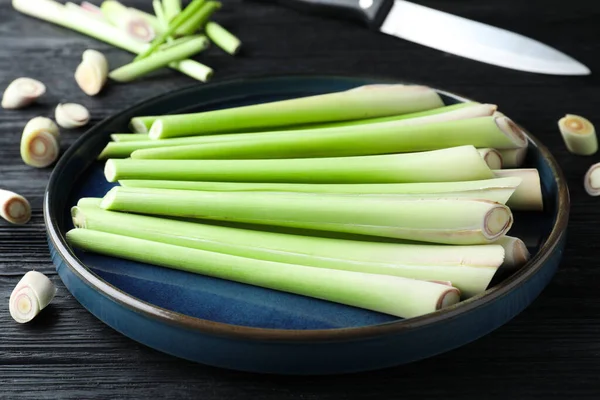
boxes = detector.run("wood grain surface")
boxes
[1,0,599,398]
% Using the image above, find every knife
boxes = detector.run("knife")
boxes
[267,0,591,75]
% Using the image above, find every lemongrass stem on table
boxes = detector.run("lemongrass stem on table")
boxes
[497,236,530,269]
[205,21,241,55]
[72,205,503,297]
[498,147,527,168]
[12,0,212,82]
[110,133,150,142]
[105,145,494,184]
[162,0,181,21]
[584,162,600,196]
[141,85,444,139]
[493,169,543,211]
[1,77,46,110]
[0,189,31,225]
[109,36,210,82]
[74,49,109,96]
[100,0,155,42]
[21,117,60,168]
[119,177,521,205]
[177,1,221,36]
[9,271,56,323]
[558,114,597,156]
[477,148,503,169]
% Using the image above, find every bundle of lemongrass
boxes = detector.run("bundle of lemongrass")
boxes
[67,84,542,320]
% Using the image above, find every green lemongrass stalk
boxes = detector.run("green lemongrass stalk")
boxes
[162,0,181,21]
[109,36,210,82]
[101,186,513,244]
[77,197,103,208]
[152,0,168,30]
[493,169,543,211]
[134,115,526,160]
[118,177,521,205]
[72,205,503,296]
[100,0,156,42]
[498,147,527,168]
[67,228,461,318]
[105,145,494,183]
[477,148,503,169]
[142,85,444,139]
[135,0,207,60]
[177,1,221,36]
[110,133,150,142]
[205,21,241,55]
[497,236,530,269]
[12,0,211,82]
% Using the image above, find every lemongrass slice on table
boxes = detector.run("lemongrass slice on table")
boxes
[477,148,503,169]
[558,114,597,156]
[498,147,527,167]
[584,162,600,196]
[497,236,530,269]
[55,103,90,128]
[493,169,543,211]
[205,21,241,55]
[1,77,46,109]
[176,1,222,36]
[9,271,56,323]
[75,49,109,96]
[105,145,494,183]
[67,228,461,318]
[0,189,31,224]
[20,117,60,168]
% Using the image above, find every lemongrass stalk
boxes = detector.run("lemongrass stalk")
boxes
[21,117,60,168]
[105,145,494,183]
[119,177,521,205]
[497,236,530,269]
[74,49,109,96]
[177,1,221,36]
[143,85,444,139]
[152,0,169,31]
[477,148,503,169]
[77,197,103,208]
[0,189,31,224]
[498,147,527,168]
[109,36,210,82]
[12,0,211,82]
[558,114,597,156]
[493,169,543,211]
[584,162,600,196]
[9,271,56,323]
[100,0,155,42]
[68,228,461,318]
[73,205,503,296]
[162,0,181,21]
[205,21,241,55]
[55,103,90,128]
[110,133,150,142]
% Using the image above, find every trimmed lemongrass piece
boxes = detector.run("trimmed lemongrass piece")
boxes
[110,133,150,142]
[126,5,165,34]
[101,186,513,244]
[153,0,169,36]
[100,0,155,42]
[497,236,530,269]
[558,114,597,156]
[493,169,543,211]
[498,147,527,168]
[0,189,31,224]
[12,0,211,82]
[177,1,221,36]
[66,2,105,21]
[163,0,182,21]
[105,145,494,183]
[81,1,103,15]
[21,117,60,168]
[118,177,521,205]
[72,205,503,296]
[583,162,600,196]
[145,85,444,139]
[77,197,103,207]
[136,115,526,160]
[75,49,109,96]
[205,21,241,55]
[55,103,90,129]
[1,77,46,109]
[9,271,56,323]
[477,148,503,169]
[109,36,210,82]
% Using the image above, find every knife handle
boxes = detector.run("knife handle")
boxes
[266,0,394,29]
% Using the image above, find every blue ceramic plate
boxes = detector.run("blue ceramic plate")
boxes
[44,76,569,375]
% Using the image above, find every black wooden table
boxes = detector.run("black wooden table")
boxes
[1,0,599,398]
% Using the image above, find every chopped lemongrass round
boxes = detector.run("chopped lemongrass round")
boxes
[497,236,530,269]
[9,271,56,323]
[55,103,90,128]
[493,169,543,211]
[75,49,109,96]
[127,17,155,42]
[0,189,31,224]
[477,148,503,169]
[558,114,597,156]
[498,147,527,168]
[20,116,60,168]
[1,77,46,109]
[584,162,600,196]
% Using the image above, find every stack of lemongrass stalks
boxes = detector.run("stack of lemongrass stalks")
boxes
[67,84,542,320]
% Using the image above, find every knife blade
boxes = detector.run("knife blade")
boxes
[268,0,591,75]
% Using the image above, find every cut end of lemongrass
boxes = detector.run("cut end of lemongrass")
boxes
[148,119,162,140]
[484,205,513,241]
[71,206,86,228]
[9,271,56,323]
[438,288,461,309]
[21,130,60,168]
[0,189,31,224]
[495,116,527,148]
[130,118,150,133]
[23,116,60,138]
[126,18,155,42]
[494,169,544,211]
[584,162,600,196]
[498,236,531,269]
[1,77,46,109]
[104,160,117,182]
[498,147,527,168]
[55,103,90,129]
[478,148,503,170]
[559,114,597,156]
[75,49,109,96]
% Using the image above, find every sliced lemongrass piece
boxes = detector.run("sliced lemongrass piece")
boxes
[162,0,182,21]
[584,162,600,196]
[100,0,155,42]
[477,148,503,169]
[118,177,521,205]
[498,147,527,168]
[20,117,60,168]
[110,133,150,142]
[80,1,102,15]
[0,189,31,224]
[1,77,46,109]
[9,271,56,323]
[205,21,241,55]
[493,169,543,211]
[105,145,494,183]
[55,103,90,129]
[497,236,530,269]
[558,114,597,156]
[65,2,105,21]
[67,228,460,318]
[144,85,444,139]
[109,36,210,82]
[75,49,109,96]
[177,1,221,36]
[126,5,165,34]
